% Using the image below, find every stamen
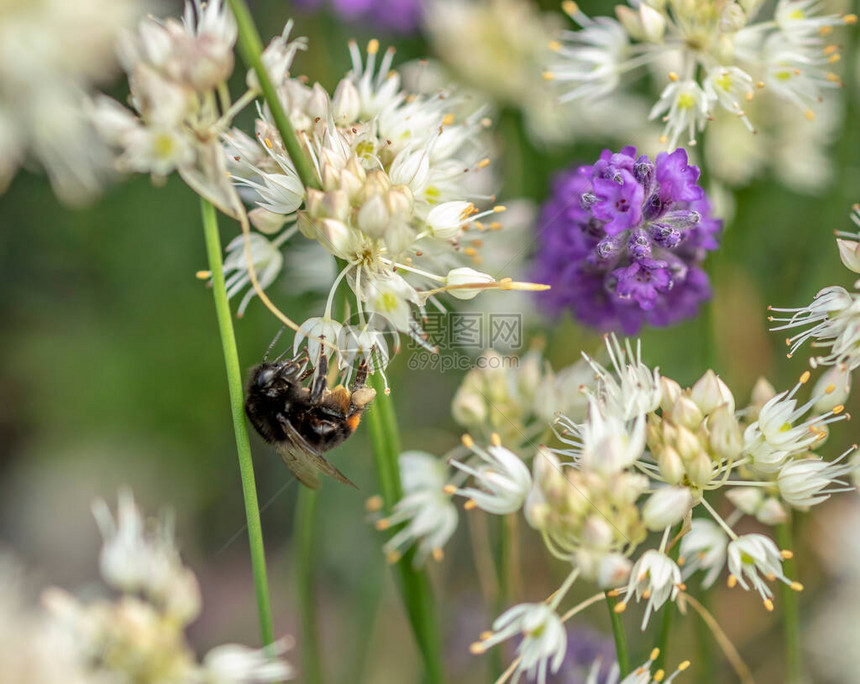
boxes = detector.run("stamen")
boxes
[365,495,383,512]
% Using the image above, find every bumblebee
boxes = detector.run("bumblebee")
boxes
[245,350,376,489]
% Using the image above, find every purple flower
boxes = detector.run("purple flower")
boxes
[293,0,423,34]
[532,147,721,334]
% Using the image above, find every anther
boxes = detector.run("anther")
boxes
[679,661,691,671]
[791,581,804,592]
[650,648,660,661]
[480,631,494,640]
[613,601,627,614]
[432,548,444,562]
[470,642,485,654]
[367,39,379,55]
[654,670,665,682]
[465,500,477,510]
[800,370,811,384]
[728,575,738,588]
[461,434,475,448]
[763,599,774,612]
[385,550,401,564]
[375,519,391,531]
[365,495,384,512]
[490,433,502,447]
[443,484,457,495]
[196,270,212,279]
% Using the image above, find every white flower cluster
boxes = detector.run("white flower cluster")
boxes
[380,332,855,679]
[36,490,295,684]
[0,0,141,203]
[225,35,544,363]
[548,0,856,149]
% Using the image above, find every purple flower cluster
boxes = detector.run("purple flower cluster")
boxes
[532,147,721,334]
[294,0,423,34]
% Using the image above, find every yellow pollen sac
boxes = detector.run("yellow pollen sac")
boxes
[464,499,478,510]
[432,548,444,562]
[642,589,652,599]
[650,648,661,661]
[385,550,401,564]
[614,601,627,614]
[562,1,578,18]
[606,588,621,597]
[826,384,836,394]
[365,495,384,512]
[195,270,212,279]
[832,405,845,414]
[480,630,494,641]
[677,556,686,566]
[728,575,738,588]
[375,519,391,531]
[490,432,502,447]
[679,660,691,671]
[845,14,857,24]
[824,45,838,55]
[805,109,816,121]
[264,137,273,149]
[476,158,491,169]
[548,40,562,52]
[470,642,486,655]
[763,599,774,612]
[766,573,776,581]
[829,53,841,64]
[668,71,679,82]
[826,72,842,83]
[461,433,475,448]
[654,670,665,682]
[820,25,833,35]
[493,205,506,213]
[542,71,556,81]
[367,39,380,55]
[791,581,804,592]
[441,113,455,126]
[800,370,811,384]
[442,484,457,495]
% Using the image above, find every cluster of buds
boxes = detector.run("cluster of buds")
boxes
[451,345,591,447]
[526,447,647,587]
[647,371,743,491]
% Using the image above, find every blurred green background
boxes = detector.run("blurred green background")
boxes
[1,0,859,682]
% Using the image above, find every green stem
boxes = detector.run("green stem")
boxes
[777,516,803,684]
[200,199,276,647]
[295,488,324,684]
[605,592,630,678]
[226,0,321,190]
[367,374,445,684]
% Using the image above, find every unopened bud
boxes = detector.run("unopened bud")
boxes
[642,487,693,531]
[691,370,735,415]
[672,395,704,429]
[446,267,495,300]
[813,365,851,412]
[756,497,788,525]
[726,487,763,515]
[332,78,361,123]
[708,405,743,460]
[597,553,633,589]
[658,445,685,485]
[660,376,683,412]
[249,207,287,234]
[686,452,713,488]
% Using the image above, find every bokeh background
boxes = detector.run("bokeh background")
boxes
[1,0,859,682]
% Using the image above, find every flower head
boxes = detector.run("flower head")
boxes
[726,533,800,609]
[620,550,682,629]
[533,148,720,334]
[376,451,458,565]
[777,448,856,508]
[448,434,532,515]
[471,603,567,684]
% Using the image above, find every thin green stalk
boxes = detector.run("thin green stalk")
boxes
[367,373,445,684]
[777,516,803,684]
[200,198,276,647]
[296,488,324,684]
[226,0,321,191]
[605,592,630,677]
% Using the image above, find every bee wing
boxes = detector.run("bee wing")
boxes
[276,416,357,490]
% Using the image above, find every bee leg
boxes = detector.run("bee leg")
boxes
[352,357,369,391]
[309,352,329,405]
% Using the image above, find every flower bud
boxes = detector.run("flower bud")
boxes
[671,395,704,429]
[675,425,702,462]
[642,487,692,531]
[332,78,360,124]
[316,218,352,259]
[813,365,851,412]
[686,452,713,488]
[660,376,683,412]
[708,405,743,460]
[597,553,633,589]
[451,389,487,427]
[720,3,748,31]
[386,186,414,219]
[357,194,390,238]
[726,486,763,515]
[658,445,685,485]
[389,148,429,191]
[691,370,735,415]
[756,497,788,525]
[445,267,495,300]
[307,82,330,121]
[748,377,776,420]
[427,201,471,239]
[582,515,614,549]
[249,207,287,234]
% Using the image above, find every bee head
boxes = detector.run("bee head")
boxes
[250,361,301,398]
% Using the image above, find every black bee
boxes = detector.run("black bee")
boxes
[244,347,376,489]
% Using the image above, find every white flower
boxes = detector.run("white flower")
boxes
[642,487,693,532]
[743,371,848,472]
[621,550,681,629]
[292,316,344,363]
[91,490,201,622]
[223,232,290,316]
[444,267,497,300]
[362,273,419,332]
[377,451,458,565]
[778,451,856,508]
[649,79,713,150]
[473,603,567,684]
[583,335,661,421]
[448,436,532,515]
[727,533,797,607]
[586,650,690,683]
[678,518,728,589]
[0,0,141,203]
[201,642,295,683]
